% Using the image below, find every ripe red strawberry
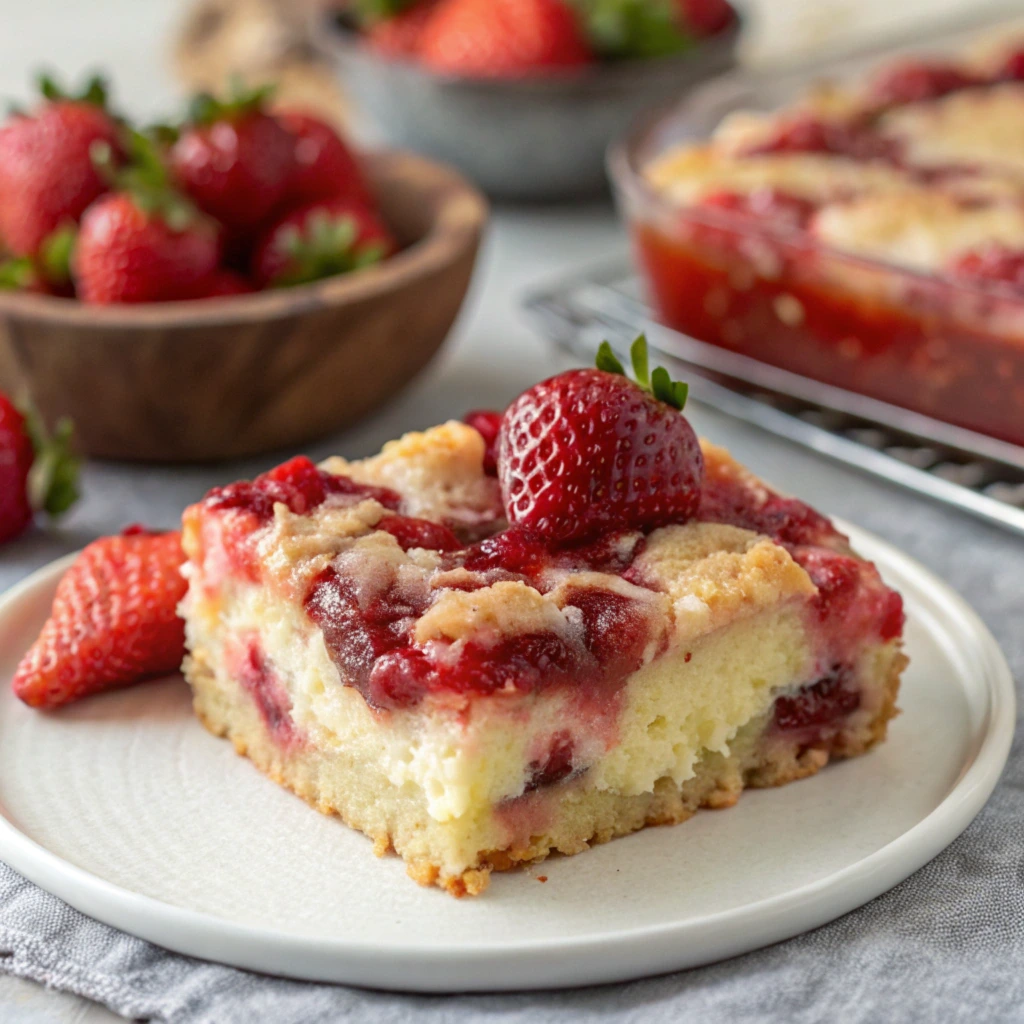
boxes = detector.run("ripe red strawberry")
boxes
[676,0,735,37]
[278,110,371,207]
[73,130,222,304]
[12,529,187,709]
[0,396,34,544]
[0,75,120,258]
[0,394,78,546]
[419,0,592,77]
[497,336,702,545]
[171,85,294,233]
[365,2,440,57]
[74,192,221,304]
[252,197,395,288]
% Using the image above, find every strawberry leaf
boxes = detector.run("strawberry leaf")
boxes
[146,122,181,147]
[595,335,690,411]
[20,406,79,518]
[355,0,420,24]
[187,77,275,125]
[353,242,387,269]
[95,129,208,235]
[38,71,110,109]
[596,341,626,376]
[630,333,649,387]
[0,257,38,291]
[271,211,386,287]
[574,0,694,59]
[39,225,76,286]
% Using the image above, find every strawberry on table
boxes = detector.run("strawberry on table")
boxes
[12,529,187,709]
[497,336,702,544]
[0,74,120,261]
[0,393,78,546]
[419,0,592,77]
[278,110,372,207]
[252,197,396,288]
[73,132,221,304]
[171,84,295,233]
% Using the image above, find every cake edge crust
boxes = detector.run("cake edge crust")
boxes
[185,646,906,898]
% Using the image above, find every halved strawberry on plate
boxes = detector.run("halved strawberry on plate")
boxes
[12,528,188,709]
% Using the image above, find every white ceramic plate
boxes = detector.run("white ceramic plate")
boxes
[0,524,1013,993]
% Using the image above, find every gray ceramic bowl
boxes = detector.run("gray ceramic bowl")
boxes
[322,17,740,202]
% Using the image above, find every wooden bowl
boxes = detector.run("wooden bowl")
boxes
[0,150,487,462]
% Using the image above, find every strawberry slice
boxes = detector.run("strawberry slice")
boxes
[13,529,187,709]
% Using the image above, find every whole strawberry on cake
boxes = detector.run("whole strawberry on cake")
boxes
[175,339,906,896]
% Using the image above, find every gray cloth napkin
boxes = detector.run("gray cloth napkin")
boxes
[1,420,1022,1024]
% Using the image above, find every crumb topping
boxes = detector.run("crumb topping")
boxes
[187,426,900,712]
[321,422,503,531]
[645,55,1024,280]
[811,191,1024,272]
[415,581,571,645]
[879,83,1024,175]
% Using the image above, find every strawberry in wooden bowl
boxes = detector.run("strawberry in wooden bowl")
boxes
[0,75,487,461]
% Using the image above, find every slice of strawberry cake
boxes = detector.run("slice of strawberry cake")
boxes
[179,340,906,896]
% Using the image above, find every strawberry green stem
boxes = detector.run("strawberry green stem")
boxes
[38,72,110,109]
[572,0,694,59]
[92,129,207,234]
[21,405,79,517]
[187,77,275,126]
[39,225,76,286]
[0,257,39,291]
[272,213,385,287]
[355,0,421,23]
[596,334,689,411]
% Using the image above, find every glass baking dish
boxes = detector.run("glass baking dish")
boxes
[608,50,1024,449]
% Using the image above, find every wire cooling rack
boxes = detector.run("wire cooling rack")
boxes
[522,259,1024,539]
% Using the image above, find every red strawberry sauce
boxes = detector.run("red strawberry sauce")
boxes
[201,453,903,755]
[196,456,400,584]
[226,635,301,749]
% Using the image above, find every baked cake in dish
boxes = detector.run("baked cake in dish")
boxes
[626,37,1024,445]
[645,42,1024,282]
[180,344,905,896]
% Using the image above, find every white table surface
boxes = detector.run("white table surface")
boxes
[0,0,998,1019]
